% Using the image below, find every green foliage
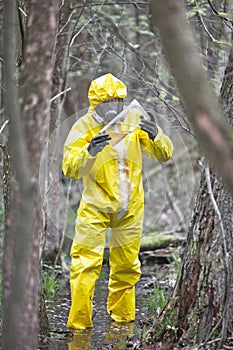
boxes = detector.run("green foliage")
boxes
[169,251,181,277]
[151,298,179,342]
[187,2,207,18]
[218,11,233,20]
[141,251,182,344]
[42,267,60,300]
[146,282,168,316]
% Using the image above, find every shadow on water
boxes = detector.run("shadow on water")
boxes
[38,261,159,350]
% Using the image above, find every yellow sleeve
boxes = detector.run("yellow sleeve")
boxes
[139,126,174,162]
[62,116,99,179]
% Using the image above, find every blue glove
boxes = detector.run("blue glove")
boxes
[87,133,111,156]
[139,115,158,140]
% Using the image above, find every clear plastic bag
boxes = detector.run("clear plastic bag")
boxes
[99,99,150,146]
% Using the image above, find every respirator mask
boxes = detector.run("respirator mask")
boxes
[96,98,123,122]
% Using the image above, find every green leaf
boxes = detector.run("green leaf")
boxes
[187,9,198,18]
[172,95,179,102]
[218,12,233,20]
[215,39,231,47]
[159,91,167,100]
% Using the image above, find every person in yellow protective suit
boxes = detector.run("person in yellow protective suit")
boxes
[62,73,173,329]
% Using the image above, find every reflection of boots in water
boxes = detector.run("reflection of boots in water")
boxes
[68,329,92,350]
[104,321,135,349]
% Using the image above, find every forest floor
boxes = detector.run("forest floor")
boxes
[38,242,183,350]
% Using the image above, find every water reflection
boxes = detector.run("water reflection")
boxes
[68,322,135,350]
[104,322,135,349]
[41,264,157,349]
[68,329,92,350]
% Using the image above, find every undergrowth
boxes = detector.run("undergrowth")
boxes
[42,265,61,300]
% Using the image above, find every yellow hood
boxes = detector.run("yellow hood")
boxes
[88,73,127,108]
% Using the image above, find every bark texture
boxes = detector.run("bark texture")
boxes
[155,11,233,349]
[20,0,58,345]
[43,0,72,263]
[2,1,35,348]
[2,0,58,349]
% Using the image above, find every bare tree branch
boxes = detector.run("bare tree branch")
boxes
[71,1,150,10]
[207,0,233,29]
[0,119,8,134]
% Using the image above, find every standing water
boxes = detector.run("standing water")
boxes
[39,261,161,350]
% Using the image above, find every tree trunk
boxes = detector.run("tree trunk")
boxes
[157,28,233,350]
[20,0,58,343]
[2,1,35,348]
[2,0,58,348]
[42,0,72,264]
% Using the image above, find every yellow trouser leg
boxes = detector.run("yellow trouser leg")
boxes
[67,203,108,329]
[67,245,104,329]
[107,237,141,322]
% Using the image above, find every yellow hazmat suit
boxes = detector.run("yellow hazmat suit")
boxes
[62,73,173,329]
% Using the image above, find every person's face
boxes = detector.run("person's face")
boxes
[96,98,123,122]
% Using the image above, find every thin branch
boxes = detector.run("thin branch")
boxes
[69,14,97,46]
[18,6,27,17]
[71,1,150,10]
[198,13,220,43]
[0,120,9,135]
[207,0,233,29]
[66,3,194,136]
[197,11,231,46]
[50,87,71,102]
[97,10,194,134]
[57,12,74,36]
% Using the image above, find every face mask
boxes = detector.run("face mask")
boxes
[96,99,123,122]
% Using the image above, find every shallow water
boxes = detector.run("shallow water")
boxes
[39,263,159,350]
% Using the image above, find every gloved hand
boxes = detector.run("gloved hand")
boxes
[87,133,111,156]
[139,115,158,140]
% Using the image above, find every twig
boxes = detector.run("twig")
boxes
[197,11,230,46]
[67,7,194,136]
[69,14,98,46]
[207,0,233,29]
[50,87,71,102]
[191,336,222,349]
[18,6,27,17]
[71,1,150,10]
[0,119,9,134]
[194,337,233,350]
[198,13,219,43]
